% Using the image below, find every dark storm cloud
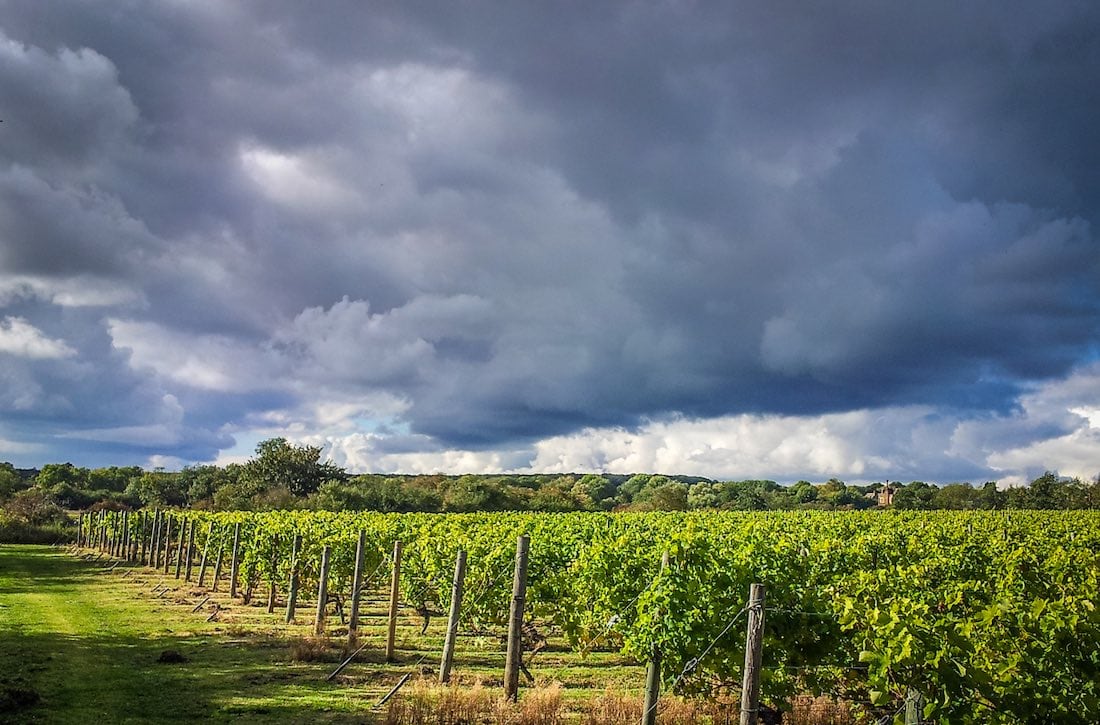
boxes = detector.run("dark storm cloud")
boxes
[0,1,1097,475]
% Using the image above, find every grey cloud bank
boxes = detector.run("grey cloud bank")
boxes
[0,1,1097,483]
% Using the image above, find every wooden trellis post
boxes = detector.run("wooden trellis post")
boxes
[347,531,366,642]
[386,541,403,661]
[285,534,303,624]
[642,551,670,725]
[267,535,279,613]
[504,534,530,701]
[197,521,213,587]
[439,549,467,684]
[150,509,162,568]
[162,514,173,574]
[212,533,226,592]
[184,520,197,581]
[739,583,766,725]
[314,545,332,636]
[229,522,242,599]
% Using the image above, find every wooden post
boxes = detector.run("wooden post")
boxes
[131,511,140,561]
[739,583,766,725]
[197,521,213,587]
[285,534,303,624]
[346,532,365,640]
[138,510,148,564]
[121,511,130,560]
[162,514,173,574]
[184,519,197,581]
[212,535,226,592]
[386,540,403,661]
[229,522,242,599]
[138,510,146,561]
[122,511,130,559]
[76,512,84,548]
[150,510,162,568]
[642,551,670,725]
[179,519,192,580]
[105,512,113,556]
[504,534,531,701]
[266,536,279,614]
[315,545,332,636]
[132,511,141,561]
[126,510,136,561]
[905,689,926,725]
[439,549,467,684]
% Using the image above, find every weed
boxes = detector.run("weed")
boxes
[291,636,348,662]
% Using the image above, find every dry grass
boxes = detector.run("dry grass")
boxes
[787,696,856,725]
[383,684,855,725]
[383,679,564,725]
[290,635,348,662]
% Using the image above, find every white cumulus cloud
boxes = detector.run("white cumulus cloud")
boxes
[0,316,75,359]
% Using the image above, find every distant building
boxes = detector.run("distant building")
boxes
[865,482,898,507]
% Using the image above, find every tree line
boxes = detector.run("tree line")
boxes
[2,438,1097,531]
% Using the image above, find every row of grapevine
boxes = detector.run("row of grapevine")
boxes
[77,509,1099,723]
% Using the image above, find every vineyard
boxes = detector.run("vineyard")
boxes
[76,510,1099,723]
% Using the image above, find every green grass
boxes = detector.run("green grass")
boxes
[0,545,391,723]
[0,545,652,724]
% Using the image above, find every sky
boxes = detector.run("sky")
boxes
[0,1,1098,485]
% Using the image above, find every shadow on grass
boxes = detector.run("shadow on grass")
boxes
[0,628,384,724]
[0,546,381,724]
[0,544,104,594]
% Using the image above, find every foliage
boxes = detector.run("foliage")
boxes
[0,462,27,500]
[2,489,68,526]
[0,490,72,543]
[243,438,347,497]
[4,444,1097,516]
[162,508,1098,722]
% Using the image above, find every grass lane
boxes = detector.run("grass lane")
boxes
[0,545,370,724]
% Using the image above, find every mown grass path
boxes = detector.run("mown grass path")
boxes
[0,545,370,724]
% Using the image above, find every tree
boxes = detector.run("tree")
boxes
[35,463,89,490]
[244,438,346,497]
[571,474,615,510]
[177,465,241,506]
[893,481,937,510]
[3,489,67,526]
[0,463,25,501]
[688,482,723,509]
[125,470,188,507]
[88,467,142,493]
[977,481,1006,509]
[932,483,982,510]
[442,475,513,512]
[790,480,818,504]
[618,474,652,503]
[638,481,689,511]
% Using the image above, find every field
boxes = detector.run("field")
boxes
[7,510,1100,723]
[1,543,824,724]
